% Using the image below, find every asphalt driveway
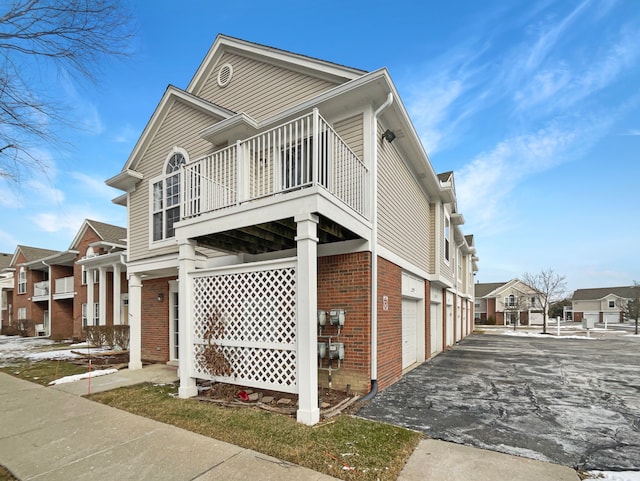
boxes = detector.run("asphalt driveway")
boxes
[357,332,640,471]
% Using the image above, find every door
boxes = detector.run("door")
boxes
[120,294,129,325]
[402,299,417,369]
[430,302,443,355]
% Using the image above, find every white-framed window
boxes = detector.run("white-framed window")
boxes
[17,307,26,320]
[608,300,615,308]
[505,294,518,308]
[82,266,99,285]
[151,149,187,244]
[444,215,451,263]
[530,296,537,307]
[18,266,26,294]
[93,302,99,325]
[82,303,87,327]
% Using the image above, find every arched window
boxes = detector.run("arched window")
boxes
[152,149,187,241]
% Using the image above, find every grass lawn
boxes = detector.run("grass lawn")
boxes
[1,360,421,480]
[0,465,17,481]
[90,383,421,481]
[0,360,88,386]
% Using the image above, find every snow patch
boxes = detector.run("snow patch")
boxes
[48,369,118,385]
[584,471,640,481]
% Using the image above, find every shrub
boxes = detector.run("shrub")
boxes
[487,316,496,325]
[85,325,130,350]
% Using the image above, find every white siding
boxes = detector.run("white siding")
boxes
[196,52,339,122]
[377,127,431,273]
[129,100,220,261]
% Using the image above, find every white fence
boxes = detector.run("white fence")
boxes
[191,259,298,393]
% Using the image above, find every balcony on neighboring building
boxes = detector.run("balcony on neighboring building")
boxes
[32,281,49,302]
[53,276,75,300]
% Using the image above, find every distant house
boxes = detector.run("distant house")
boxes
[106,34,478,425]
[475,279,545,326]
[0,252,14,330]
[3,220,127,338]
[571,286,638,324]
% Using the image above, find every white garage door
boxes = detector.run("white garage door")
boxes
[603,312,620,324]
[529,312,543,325]
[431,303,443,355]
[584,312,599,324]
[402,299,418,369]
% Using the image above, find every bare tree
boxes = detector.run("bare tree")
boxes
[522,269,567,334]
[624,281,640,336]
[0,0,135,180]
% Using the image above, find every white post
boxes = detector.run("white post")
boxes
[295,213,320,425]
[86,268,94,326]
[128,273,143,369]
[557,316,560,337]
[178,239,198,398]
[113,263,121,325]
[99,266,107,325]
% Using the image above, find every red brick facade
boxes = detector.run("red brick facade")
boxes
[141,277,173,363]
[376,257,403,391]
[317,252,372,393]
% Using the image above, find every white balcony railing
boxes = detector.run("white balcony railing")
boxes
[182,109,368,220]
[33,280,49,297]
[54,276,74,296]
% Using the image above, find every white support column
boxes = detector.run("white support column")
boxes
[178,239,197,398]
[128,273,143,370]
[113,263,121,325]
[295,213,320,425]
[86,268,94,326]
[99,266,107,326]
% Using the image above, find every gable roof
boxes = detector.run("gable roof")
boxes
[11,246,60,267]
[475,282,507,298]
[187,34,366,95]
[572,286,638,301]
[0,252,12,271]
[69,219,127,250]
[107,86,234,188]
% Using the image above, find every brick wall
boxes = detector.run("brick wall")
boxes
[317,252,372,394]
[376,257,403,391]
[141,277,173,363]
[50,264,73,339]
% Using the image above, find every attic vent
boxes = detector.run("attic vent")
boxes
[217,63,233,87]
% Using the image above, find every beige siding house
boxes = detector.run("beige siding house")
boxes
[474,279,545,326]
[107,34,478,425]
[571,286,638,324]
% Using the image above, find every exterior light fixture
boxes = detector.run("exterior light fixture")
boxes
[157,293,164,302]
[382,129,396,143]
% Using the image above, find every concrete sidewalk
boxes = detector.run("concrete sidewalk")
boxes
[0,372,338,481]
[0,367,580,481]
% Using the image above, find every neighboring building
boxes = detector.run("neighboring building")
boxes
[475,279,545,326]
[5,220,127,339]
[571,286,638,324]
[10,246,60,336]
[0,252,14,330]
[106,34,478,425]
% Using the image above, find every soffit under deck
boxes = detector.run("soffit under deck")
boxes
[193,215,359,255]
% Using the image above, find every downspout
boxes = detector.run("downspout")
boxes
[362,92,393,401]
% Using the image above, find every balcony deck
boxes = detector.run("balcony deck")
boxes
[179,110,371,253]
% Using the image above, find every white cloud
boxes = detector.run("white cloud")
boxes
[25,178,65,205]
[69,172,119,199]
[113,124,138,144]
[625,129,640,136]
[32,210,90,234]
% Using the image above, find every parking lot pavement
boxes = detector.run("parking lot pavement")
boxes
[357,333,640,471]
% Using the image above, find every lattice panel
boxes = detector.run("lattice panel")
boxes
[191,265,298,393]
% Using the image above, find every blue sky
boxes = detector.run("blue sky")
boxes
[0,0,638,295]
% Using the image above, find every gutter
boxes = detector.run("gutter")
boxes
[362,92,394,402]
